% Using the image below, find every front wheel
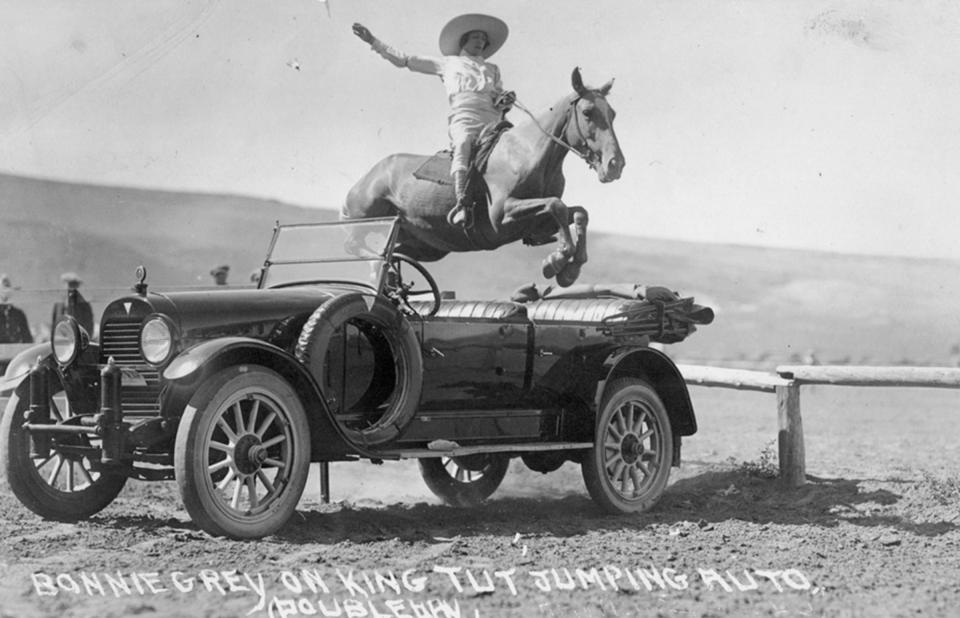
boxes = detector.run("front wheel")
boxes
[419,454,509,507]
[174,366,310,539]
[582,378,673,513]
[0,367,127,520]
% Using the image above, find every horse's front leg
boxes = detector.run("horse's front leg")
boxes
[567,206,589,265]
[555,207,589,288]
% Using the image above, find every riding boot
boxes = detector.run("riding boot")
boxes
[447,170,472,227]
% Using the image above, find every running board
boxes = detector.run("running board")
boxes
[379,441,594,459]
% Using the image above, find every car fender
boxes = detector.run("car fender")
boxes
[163,337,375,459]
[598,347,697,437]
[0,343,53,395]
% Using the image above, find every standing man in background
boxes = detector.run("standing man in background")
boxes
[50,272,94,336]
[211,264,230,286]
[0,274,33,343]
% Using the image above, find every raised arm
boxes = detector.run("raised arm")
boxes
[352,23,443,75]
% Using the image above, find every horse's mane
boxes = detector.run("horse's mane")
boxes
[515,92,580,138]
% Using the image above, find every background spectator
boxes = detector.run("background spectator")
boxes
[210,264,230,286]
[51,272,94,335]
[0,274,33,343]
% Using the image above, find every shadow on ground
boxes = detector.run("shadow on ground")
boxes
[6,466,954,546]
[267,467,958,544]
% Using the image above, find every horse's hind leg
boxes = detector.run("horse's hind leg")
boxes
[340,195,397,257]
[340,166,400,255]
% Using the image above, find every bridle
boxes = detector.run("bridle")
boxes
[513,96,603,170]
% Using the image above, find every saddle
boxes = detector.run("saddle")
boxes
[412,120,513,210]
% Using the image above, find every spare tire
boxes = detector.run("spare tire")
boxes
[296,293,423,446]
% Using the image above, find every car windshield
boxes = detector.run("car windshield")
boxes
[259,218,399,290]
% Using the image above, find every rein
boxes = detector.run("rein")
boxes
[512,97,601,169]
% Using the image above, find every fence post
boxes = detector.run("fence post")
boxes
[776,383,805,487]
[319,462,330,503]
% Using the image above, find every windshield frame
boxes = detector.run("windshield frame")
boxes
[257,217,400,293]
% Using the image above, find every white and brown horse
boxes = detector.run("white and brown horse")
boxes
[342,68,624,287]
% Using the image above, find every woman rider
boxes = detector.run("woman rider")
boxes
[352,14,515,227]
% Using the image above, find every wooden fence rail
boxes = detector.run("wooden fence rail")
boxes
[677,364,960,487]
[4,349,957,492]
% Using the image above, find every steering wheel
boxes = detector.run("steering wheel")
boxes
[386,253,442,317]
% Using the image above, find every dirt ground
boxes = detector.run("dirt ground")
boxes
[1,386,959,618]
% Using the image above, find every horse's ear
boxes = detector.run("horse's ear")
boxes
[598,78,614,96]
[571,67,588,97]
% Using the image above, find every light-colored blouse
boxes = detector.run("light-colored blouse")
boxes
[370,39,504,109]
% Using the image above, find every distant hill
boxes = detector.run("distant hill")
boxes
[3,172,959,365]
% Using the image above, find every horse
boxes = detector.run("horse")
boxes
[341,67,624,287]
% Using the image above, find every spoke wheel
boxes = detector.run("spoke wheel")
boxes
[419,454,509,507]
[582,378,673,513]
[0,368,126,520]
[174,366,310,538]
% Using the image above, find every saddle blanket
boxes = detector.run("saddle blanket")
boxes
[411,121,513,186]
[412,151,454,185]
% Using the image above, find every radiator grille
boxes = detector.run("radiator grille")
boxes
[100,318,162,416]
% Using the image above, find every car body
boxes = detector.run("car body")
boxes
[0,218,711,538]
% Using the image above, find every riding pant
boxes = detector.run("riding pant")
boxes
[448,93,500,173]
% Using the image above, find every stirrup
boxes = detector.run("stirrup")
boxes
[447,203,473,227]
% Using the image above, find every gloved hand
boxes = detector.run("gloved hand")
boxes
[496,90,516,109]
[352,23,375,44]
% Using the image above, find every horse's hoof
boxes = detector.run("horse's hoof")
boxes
[555,263,581,288]
[542,252,568,278]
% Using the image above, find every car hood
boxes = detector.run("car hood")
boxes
[100,285,369,346]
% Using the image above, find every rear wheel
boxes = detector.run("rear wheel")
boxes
[0,368,126,520]
[174,366,310,538]
[419,454,509,507]
[582,378,673,513]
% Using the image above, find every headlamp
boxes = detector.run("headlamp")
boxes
[141,316,174,366]
[52,317,86,366]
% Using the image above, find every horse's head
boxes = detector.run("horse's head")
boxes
[566,68,624,183]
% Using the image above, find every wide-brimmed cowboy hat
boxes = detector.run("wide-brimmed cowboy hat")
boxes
[438,14,508,58]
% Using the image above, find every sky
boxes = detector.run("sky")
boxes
[2,0,959,260]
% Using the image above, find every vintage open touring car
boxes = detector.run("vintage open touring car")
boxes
[0,218,712,539]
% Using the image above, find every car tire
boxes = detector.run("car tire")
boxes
[0,366,127,520]
[419,454,509,507]
[582,377,673,514]
[296,293,423,446]
[174,366,310,539]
